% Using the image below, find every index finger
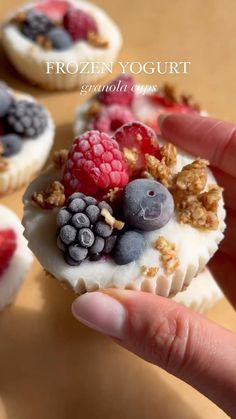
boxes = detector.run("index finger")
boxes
[158,114,236,178]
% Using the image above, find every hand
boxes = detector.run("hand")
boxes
[72,114,236,418]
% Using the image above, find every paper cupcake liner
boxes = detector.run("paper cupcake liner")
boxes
[22,163,226,297]
[172,268,223,312]
[0,93,55,196]
[0,204,33,311]
[1,1,122,91]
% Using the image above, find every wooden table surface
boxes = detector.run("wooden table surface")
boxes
[0,1,235,418]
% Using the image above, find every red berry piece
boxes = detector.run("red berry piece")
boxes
[98,74,134,106]
[63,8,98,41]
[35,0,70,22]
[0,229,17,277]
[92,104,134,133]
[113,121,160,170]
[62,131,129,197]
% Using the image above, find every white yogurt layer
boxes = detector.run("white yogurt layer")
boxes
[0,91,55,195]
[23,145,226,297]
[0,204,33,311]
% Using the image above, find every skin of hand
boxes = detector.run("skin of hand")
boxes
[72,114,236,418]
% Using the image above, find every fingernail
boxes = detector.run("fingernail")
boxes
[158,113,169,131]
[72,292,126,338]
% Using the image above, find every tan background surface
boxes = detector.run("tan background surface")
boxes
[0,1,235,418]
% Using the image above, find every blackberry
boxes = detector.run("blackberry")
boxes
[57,195,115,266]
[6,100,47,138]
[21,10,53,41]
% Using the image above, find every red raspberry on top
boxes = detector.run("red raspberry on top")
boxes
[0,229,17,277]
[62,131,129,197]
[97,74,134,106]
[92,104,134,133]
[35,0,70,22]
[63,8,98,41]
[113,121,161,171]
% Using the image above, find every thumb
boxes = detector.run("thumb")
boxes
[72,290,236,417]
[158,113,236,178]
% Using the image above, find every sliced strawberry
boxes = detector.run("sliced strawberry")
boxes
[35,0,70,22]
[113,121,161,171]
[0,229,17,277]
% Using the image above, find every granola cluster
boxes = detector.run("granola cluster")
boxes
[154,236,180,275]
[144,143,177,188]
[101,207,125,230]
[31,180,65,209]
[161,83,200,111]
[172,159,221,230]
[141,265,158,277]
[53,149,68,170]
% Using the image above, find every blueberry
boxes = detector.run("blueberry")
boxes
[85,205,100,223]
[103,235,117,254]
[68,245,88,262]
[72,213,90,229]
[123,179,174,231]
[68,198,86,213]
[0,134,23,157]
[98,201,113,214]
[0,84,12,118]
[47,27,73,50]
[83,196,97,206]
[94,221,113,238]
[114,231,146,265]
[89,236,105,255]
[77,228,95,248]
[60,225,77,245]
[56,207,71,227]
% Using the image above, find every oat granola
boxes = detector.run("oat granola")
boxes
[154,236,180,275]
[53,149,68,170]
[31,181,65,209]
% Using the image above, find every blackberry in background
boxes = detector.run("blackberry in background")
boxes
[6,100,47,138]
[21,10,53,41]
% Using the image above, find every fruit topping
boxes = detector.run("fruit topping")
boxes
[114,230,146,265]
[46,27,72,50]
[0,134,23,157]
[123,179,174,231]
[56,194,118,265]
[6,100,47,138]
[63,8,98,41]
[62,131,129,197]
[20,10,53,41]
[92,104,134,133]
[0,229,17,277]
[35,0,70,22]
[97,74,134,106]
[113,121,160,171]
[0,83,12,118]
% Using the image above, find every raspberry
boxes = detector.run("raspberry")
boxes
[62,131,129,197]
[92,104,134,133]
[113,121,161,170]
[0,229,17,277]
[98,74,134,106]
[35,0,70,22]
[63,8,98,41]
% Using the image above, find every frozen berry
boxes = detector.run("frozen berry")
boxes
[56,194,116,265]
[62,131,129,197]
[35,0,70,22]
[92,104,134,133]
[0,134,23,157]
[77,228,95,248]
[94,221,113,238]
[123,179,174,231]
[98,201,113,214]
[0,83,12,118]
[103,235,117,254]
[68,245,88,262]
[0,229,17,276]
[114,231,146,265]
[6,100,47,138]
[113,121,160,171]
[46,27,72,50]
[60,224,77,245]
[98,74,134,106]
[21,10,53,40]
[89,236,105,255]
[63,8,98,41]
